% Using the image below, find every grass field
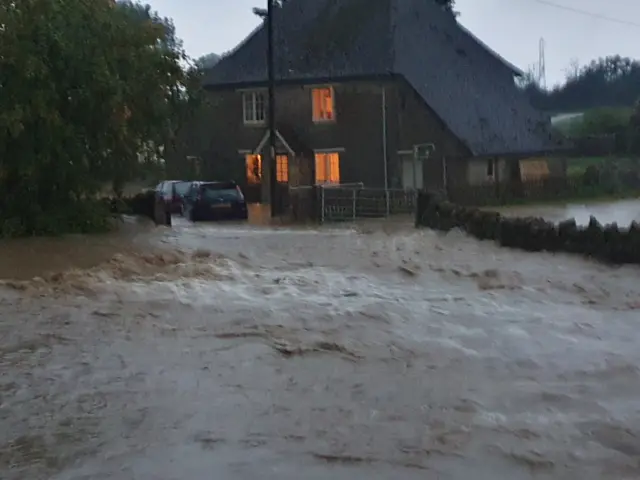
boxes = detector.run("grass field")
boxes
[566,156,637,177]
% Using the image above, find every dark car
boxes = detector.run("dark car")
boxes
[155,180,191,215]
[183,181,248,222]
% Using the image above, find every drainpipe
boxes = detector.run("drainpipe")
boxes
[267,0,277,216]
[381,85,388,190]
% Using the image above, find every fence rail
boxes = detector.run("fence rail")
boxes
[286,184,417,223]
[318,185,416,223]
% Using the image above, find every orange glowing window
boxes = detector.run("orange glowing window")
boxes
[276,155,288,183]
[246,154,262,183]
[312,87,334,122]
[314,152,340,184]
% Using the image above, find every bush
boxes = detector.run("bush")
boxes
[108,190,156,219]
[0,199,112,238]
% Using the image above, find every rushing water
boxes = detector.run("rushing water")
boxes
[1,206,639,479]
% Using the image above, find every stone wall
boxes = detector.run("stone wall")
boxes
[415,191,640,264]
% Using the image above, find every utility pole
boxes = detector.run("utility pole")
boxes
[267,0,277,217]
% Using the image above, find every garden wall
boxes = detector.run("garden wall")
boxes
[415,191,640,264]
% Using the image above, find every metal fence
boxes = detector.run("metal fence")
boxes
[318,184,416,223]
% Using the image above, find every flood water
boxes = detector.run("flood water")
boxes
[1,203,640,479]
[497,198,640,226]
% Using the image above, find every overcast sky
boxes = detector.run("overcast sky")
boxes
[148,0,640,86]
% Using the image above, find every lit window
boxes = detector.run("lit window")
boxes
[312,87,334,122]
[315,152,340,184]
[246,154,262,183]
[243,91,266,124]
[246,154,288,183]
[276,155,288,183]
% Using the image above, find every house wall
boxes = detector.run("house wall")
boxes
[202,77,471,192]
[385,79,470,191]
[466,158,509,185]
[203,81,390,189]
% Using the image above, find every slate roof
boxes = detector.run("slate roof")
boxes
[204,0,559,156]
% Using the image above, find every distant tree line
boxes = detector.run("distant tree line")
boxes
[521,55,640,113]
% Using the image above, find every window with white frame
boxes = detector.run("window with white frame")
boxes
[242,91,266,124]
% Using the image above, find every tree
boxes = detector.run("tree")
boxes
[196,53,220,68]
[631,99,640,128]
[569,107,631,137]
[564,58,581,81]
[252,0,288,18]
[525,55,640,112]
[629,99,640,155]
[434,0,457,16]
[0,0,196,236]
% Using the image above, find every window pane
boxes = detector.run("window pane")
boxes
[200,183,240,200]
[312,90,321,121]
[323,89,333,120]
[276,155,288,183]
[246,154,262,183]
[243,91,266,123]
[314,153,327,183]
[255,93,265,121]
[312,87,334,122]
[243,94,253,122]
[328,153,340,183]
[314,152,340,184]
[174,181,190,196]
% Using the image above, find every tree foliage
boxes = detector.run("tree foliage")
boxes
[560,108,633,138]
[434,0,457,16]
[0,0,197,236]
[522,55,640,112]
[521,56,640,154]
[196,53,220,68]
[629,99,640,155]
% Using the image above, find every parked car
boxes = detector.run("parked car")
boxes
[155,180,191,215]
[183,181,248,221]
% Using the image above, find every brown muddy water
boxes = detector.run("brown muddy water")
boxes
[1,209,640,480]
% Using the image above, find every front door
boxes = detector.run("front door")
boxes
[400,153,423,189]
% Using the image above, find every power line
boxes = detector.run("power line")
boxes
[530,0,640,28]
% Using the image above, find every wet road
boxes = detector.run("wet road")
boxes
[1,213,640,479]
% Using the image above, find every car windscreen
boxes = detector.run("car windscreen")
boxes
[173,181,190,196]
[199,183,240,200]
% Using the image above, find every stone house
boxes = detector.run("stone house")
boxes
[197,0,564,203]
